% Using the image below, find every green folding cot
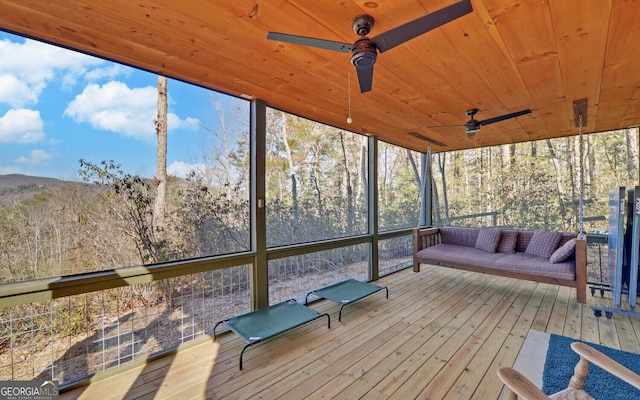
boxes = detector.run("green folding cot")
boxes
[213,299,330,370]
[305,278,388,321]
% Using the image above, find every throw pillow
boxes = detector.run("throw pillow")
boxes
[475,227,502,253]
[550,238,576,263]
[525,230,562,259]
[497,230,518,254]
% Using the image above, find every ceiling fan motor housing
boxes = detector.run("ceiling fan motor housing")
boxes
[465,120,480,137]
[351,38,378,68]
[465,108,480,136]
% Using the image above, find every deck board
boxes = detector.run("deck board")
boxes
[60,266,640,400]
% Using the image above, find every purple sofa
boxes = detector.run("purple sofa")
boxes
[413,226,587,303]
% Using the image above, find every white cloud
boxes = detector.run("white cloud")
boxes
[0,109,45,143]
[168,114,201,130]
[83,64,131,81]
[168,161,206,179]
[0,38,105,107]
[0,74,37,106]
[16,149,54,165]
[64,81,200,140]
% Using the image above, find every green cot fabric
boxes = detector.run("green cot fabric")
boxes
[225,300,321,342]
[312,279,384,304]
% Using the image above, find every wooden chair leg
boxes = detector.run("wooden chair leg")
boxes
[503,388,517,400]
[568,355,590,391]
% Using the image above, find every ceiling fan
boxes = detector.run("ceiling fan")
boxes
[266,0,473,93]
[425,108,532,138]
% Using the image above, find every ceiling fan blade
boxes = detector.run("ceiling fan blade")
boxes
[479,109,532,126]
[267,32,354,53]
[423,124,465,128]
[371,0,473,53]
[356,64,374,93]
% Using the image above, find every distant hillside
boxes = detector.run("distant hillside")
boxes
[0,174,64,189]
[0,174,66,205]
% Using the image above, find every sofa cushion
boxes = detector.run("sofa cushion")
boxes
[550,238,576,263]
[494,252,575,280]
[475,227,501,253]
[440,227,479,247]
[416,244,575,280]
[525,230,562,259]
[516,231,534,253]
[497,230,518,254]
[558,233,577,248]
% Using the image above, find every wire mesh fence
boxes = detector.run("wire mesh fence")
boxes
[378,235,413,277]
[268,244,370,305]
[0,264,251,386]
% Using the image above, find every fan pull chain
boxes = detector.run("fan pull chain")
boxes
[347,68,353,124]
[578,115,585,239]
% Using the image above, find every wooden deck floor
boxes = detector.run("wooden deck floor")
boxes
[60,266,640,399]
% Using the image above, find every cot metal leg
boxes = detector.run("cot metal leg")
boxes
[338,303,348,322]
[304,291,316,305]
[213,319,228,341]
[337,286,389,322]
[239,341,259,370]
[321,312,331,329]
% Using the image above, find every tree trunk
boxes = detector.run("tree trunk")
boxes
[360,141,368,213]
[407,148,421,188]
[546,139,567,229]
[570,136,578,229]
[487,147,494,213]
[510,143,516,167]
[311,143,324,224]
[153,75,167,239]
[587,134,595,187]
[437,153,450,225]
[214,96,233,197]
[341,133,354,235]
[626,128,639,182]
[281,112,298,229]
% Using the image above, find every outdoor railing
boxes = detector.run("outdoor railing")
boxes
[0,228,414,389]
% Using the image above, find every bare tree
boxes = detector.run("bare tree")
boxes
[341,132,354,234]
[153,75,168,237]
[546,139,567,228]
[281,112,299,228]
[626,127,639,182]
[437,153,449,225]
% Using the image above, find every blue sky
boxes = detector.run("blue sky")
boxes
[0,31,247,180]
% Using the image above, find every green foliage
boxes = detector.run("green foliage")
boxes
[499,164,562,229]
[265,110,368,246]
[378,144,422,230]
[432,130,639,231]
[79,159,160,264]
[3,117,639,288]
[170,173,250,256]
[52,296,94,337]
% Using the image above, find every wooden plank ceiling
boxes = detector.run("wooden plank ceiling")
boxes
[0,0,638,153]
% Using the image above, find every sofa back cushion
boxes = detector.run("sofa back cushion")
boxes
[516,231,534,253]
[475,227,502,253]
[440,226,479,247]
[558,233,577,247]
[525,230,562,259]
[497,230,518,254]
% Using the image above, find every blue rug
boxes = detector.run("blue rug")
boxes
[543,334,640,399]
